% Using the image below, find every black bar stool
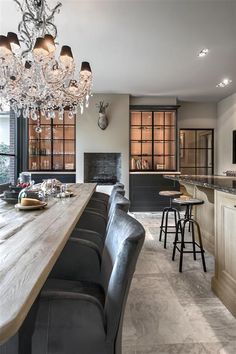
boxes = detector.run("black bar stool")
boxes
[172,197,207,273]
[159,190,182,249]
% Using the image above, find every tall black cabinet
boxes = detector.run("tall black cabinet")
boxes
[129,105,180,212]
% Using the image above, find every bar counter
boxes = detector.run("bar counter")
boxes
[165,174,236,317]
[165,174,236,194]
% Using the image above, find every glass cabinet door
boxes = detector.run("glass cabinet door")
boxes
[179,129,213,175]
[130,111,153,170]
[28,110,76,171]
[130,110,177,171]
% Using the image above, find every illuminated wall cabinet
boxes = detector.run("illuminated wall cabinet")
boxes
[28,110,76,172]
[130,108,178,171]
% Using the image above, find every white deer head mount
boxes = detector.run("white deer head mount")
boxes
[96,101,109,130]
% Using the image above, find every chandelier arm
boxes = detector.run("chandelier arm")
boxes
[42,69,74,87]
[47,2,62,23]
[46,21,58,38]
[62,82,89,101]
[13,0,24,13]
[19,13,36,50]
[25,0,37,18]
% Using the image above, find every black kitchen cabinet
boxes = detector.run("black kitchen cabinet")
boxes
[129,173,180,212]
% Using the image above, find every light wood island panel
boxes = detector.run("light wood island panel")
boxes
[0,183,96,345]
[165,175,236,317]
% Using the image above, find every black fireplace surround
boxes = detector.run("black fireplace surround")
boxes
[84,153,121,185]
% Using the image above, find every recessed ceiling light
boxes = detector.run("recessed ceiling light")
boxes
[216,78,232,88]
[198,48,209,58]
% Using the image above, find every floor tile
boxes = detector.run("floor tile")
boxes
[122,213,236,353]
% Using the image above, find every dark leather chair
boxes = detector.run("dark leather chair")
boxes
[92,182,125,205]
[76,188,125,239]
[32,209,145,354]
[49,194,131,283]
[74,192,129,246]
[86,186,125,216]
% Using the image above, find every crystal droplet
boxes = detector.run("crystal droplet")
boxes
[68,111,74,119]
[59,107,64,120]
[35,126,42,134]
[45,111,51,120]
[23,109,28,119]
[31,111,38,121]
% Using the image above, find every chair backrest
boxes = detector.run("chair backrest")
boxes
[106,193,130,233]
[108,187,125,211]
[101,209,145,348]
[108,192,130,220]
[114,182,124,189]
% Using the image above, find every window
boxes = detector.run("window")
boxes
[0,108,16,184]
[179,129,214,175]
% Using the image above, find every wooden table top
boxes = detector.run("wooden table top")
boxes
[0,183,96,344]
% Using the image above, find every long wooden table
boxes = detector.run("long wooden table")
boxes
[0,183,96,347]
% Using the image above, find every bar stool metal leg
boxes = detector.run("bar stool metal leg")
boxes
[164,209,169,249]
[191,221,197,261]
[172,219,181,261]
[159,208,166,242]
[179,220,187,272]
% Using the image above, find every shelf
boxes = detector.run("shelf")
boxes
[29,139,51,141]
[131,154,152,157]
[153,125,175,128]
[29,170,76,172]
[28,154,51,157]
[154,154,175,156]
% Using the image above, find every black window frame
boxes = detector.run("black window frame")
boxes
[0,109,17,185]
[179,128,214,175]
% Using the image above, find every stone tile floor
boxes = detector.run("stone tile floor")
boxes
[122,213,236,354]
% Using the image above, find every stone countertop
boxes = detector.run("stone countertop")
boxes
[164,174,236,195]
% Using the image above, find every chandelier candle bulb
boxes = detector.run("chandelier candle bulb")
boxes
[0,35,12,57]
[7,32,20,51]
[33,37,50,60]
[81,61,92,74]
[44,34,56,53]
[60,45,74,67]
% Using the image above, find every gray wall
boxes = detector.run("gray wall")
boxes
[130,96,177,106]
[178,102,217,129]
[178,101,217,173]
[216,92,236,174]
[76,96,218,190]
[76,94,130,193]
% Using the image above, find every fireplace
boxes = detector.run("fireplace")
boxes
[84,153,121,185]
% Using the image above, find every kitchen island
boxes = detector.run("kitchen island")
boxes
[165,174,236,317]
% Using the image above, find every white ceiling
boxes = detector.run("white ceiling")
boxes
[0,0,236,102]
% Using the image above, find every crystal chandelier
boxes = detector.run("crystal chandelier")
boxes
[0,0,92,120]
